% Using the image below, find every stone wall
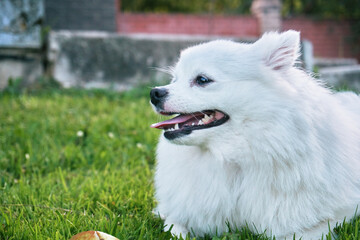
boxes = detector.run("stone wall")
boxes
[49,31,228,90]
[0,0,43,48]
[117,13,259,38]
[0,0,44,89]
[44,0,117,32]
[0,49,43,89]
[1,1,358,90]
[48,31,320,90]
[319,65,360,91]
[282,17,355,59]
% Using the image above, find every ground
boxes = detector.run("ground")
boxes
[0,86,359,240]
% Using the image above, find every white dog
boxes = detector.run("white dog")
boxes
[150,30,360,240]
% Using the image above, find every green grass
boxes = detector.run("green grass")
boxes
[0,87,359,240]
[0,87,170,240]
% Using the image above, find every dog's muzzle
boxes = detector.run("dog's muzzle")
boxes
[150,88,168,108]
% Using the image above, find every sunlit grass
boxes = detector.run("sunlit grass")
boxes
[0,88,171,239]
[0,87,359,240]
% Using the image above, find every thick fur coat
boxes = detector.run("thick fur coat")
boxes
[150,31,360,240]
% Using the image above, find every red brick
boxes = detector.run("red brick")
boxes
[117,13,359,59]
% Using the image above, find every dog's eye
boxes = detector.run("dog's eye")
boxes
[195,75,213,86]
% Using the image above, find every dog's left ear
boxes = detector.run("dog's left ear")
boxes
[254,30,300,71]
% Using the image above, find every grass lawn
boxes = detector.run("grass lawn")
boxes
[0,86,359,240]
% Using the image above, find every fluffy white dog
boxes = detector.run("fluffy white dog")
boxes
[150,30,360,240]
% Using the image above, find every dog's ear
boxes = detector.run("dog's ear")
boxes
[255,30,300,71]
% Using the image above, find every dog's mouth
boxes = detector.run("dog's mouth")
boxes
[151,110,229,140]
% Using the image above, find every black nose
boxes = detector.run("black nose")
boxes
[150,88,168,106]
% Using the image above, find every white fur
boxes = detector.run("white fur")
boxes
[152,31,360,239]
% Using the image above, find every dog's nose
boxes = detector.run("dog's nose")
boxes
[150,88,168,106]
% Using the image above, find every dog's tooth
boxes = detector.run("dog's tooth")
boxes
[192,123,195,126]
[198,120,204,125]
[175,123,179,130]
[202,114,212,124]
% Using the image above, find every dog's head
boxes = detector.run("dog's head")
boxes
[150,30,301,146]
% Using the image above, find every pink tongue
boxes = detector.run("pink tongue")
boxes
[151,114,195,129]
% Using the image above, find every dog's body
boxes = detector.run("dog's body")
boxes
[150,31,360,239]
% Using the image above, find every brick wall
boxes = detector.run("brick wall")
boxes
[283,17,354,59]
[117,13,359,60]
[45,0,117,32]
[43,0,359,60]
[117,13,259,37]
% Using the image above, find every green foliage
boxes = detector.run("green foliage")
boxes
[122,0,360,19]
[121,0,253,14]
[0,88,359,239]
[3,77,24,95]
[121,0,360,53]
[1,76,62,97]
[282,0,360,19]
[32,76,63,91]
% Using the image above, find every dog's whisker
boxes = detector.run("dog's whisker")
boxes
[152,66,175,77]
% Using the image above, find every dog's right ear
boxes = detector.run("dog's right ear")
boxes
[254,30,300,72]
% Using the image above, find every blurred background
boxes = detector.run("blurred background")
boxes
[1,0,360,91]
[1,2,360,239]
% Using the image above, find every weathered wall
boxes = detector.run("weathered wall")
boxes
[319,65,360,91]
[49,30,359,91]
[0,0,44,89]
[117,13,259,37]
[117,13,359,60]
[282,17,355,59]
[49,31,231,90]
[0,49,43,89]
[44,0,117,32]
[0,0,43,48]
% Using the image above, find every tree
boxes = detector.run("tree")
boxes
[121,0,360,20]
[282,0,360,19]
[121,0,253,15]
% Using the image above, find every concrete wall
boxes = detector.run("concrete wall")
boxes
[44,0,117,32]
[0,0,43,48]
[49,31,231,90]
[49,30,360,92]
[0,49,43,89]
[0,0,44,89]
[319,65,360,91]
